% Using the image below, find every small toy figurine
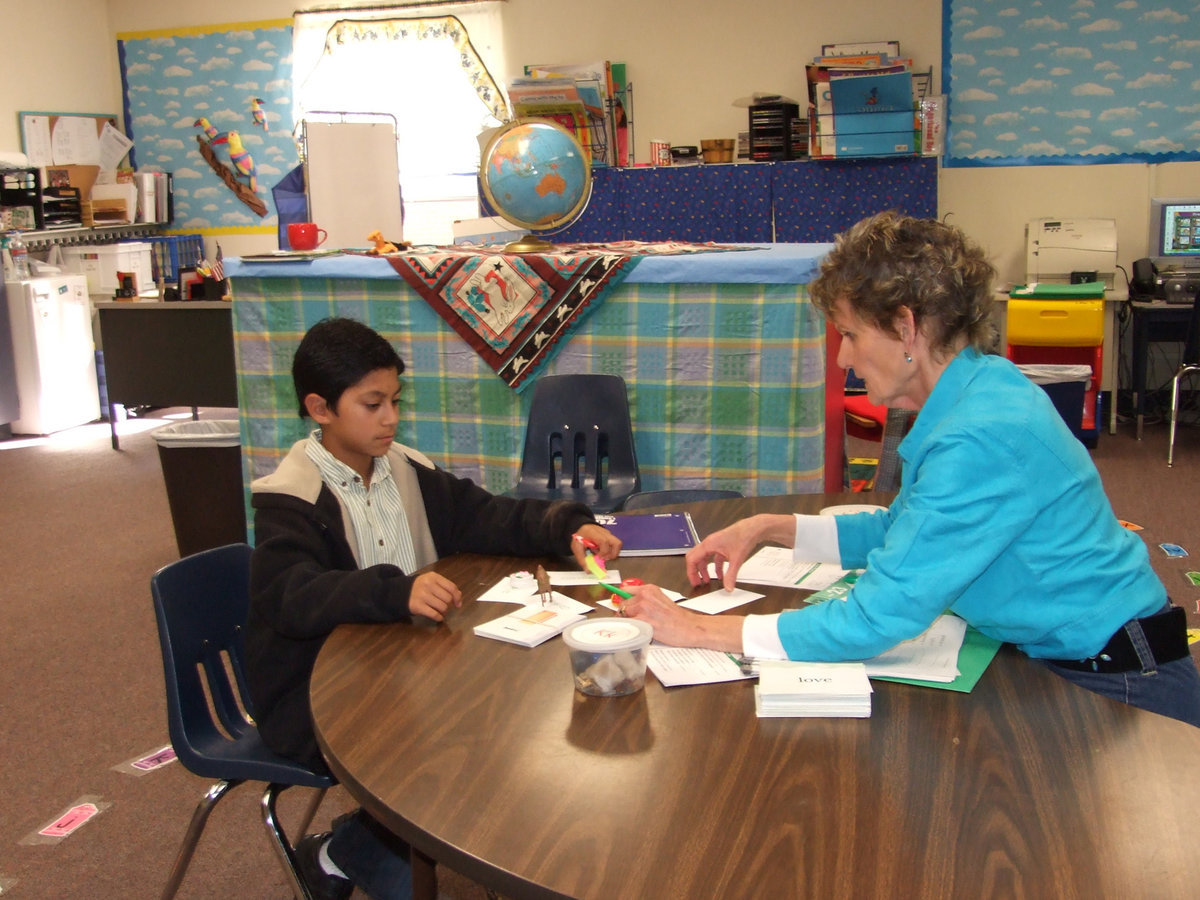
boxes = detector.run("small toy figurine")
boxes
[211,130,258,193]
[535,566,552,608]
[367,230,400,255]
[250,98,269,132]
[193,117,222,142]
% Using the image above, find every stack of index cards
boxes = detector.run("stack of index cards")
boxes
[754,661,872,718]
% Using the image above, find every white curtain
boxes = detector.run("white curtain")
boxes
[292,3,509,243]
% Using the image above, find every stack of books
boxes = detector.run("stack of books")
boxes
[509,60,630,167]
[805,40,931,159]
[754,661,873,718]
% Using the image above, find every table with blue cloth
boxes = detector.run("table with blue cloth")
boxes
[226,243,831,518]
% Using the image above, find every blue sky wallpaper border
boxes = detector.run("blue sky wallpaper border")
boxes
[943,0,1200,167]
[117,20,297,233]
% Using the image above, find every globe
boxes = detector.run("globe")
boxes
[479,118,593,252]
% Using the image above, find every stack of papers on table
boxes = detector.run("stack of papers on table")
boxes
[754,662,872,718]
[863,614,966,683]
[735,546,855,591]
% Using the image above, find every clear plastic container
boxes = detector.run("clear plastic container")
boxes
[562,619,653,697]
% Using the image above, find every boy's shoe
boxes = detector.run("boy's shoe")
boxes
[294,831,354,900]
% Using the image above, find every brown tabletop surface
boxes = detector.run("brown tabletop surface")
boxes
[311,493,1200,900]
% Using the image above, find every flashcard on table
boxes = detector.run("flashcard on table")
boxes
[679,587,765,615]
[1119,520,1144,532]
[547,569,622,586]
[476,577,540,604]
[1159,543,1189,558]
[1184,571,1200,587]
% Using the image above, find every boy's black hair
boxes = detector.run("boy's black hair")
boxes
[292,317,406,418]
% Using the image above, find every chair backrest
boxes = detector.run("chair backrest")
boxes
[618,489,744,511]
[516,374,641,512]
[150,543,256,773]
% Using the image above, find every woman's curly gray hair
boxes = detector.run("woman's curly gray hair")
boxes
[809,211,998,356]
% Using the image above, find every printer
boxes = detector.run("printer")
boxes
[1025,218,1117,289]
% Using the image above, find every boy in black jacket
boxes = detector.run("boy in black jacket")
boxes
[246,317,619,900]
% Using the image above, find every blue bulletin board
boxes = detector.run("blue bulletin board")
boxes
[944,0,1200,167]
[117,20,297,234]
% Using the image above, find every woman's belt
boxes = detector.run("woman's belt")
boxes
[1048,605,1189,673]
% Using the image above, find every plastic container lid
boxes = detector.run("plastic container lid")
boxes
[151,419,241,448]
[563,619,652,653]
[819,504,887,516]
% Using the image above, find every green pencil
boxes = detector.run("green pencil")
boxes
[598,580,634,599]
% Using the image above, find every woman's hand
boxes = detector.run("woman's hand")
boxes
[621,583,744,652]
[409,571,462,622]
[685,514,796,591]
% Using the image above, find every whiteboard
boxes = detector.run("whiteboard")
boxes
[303,120,404,249]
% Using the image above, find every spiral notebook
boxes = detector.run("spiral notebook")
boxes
[594,512,700,556]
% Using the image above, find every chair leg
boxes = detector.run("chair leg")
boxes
[296,785,327,837]
[160,778,242,900]
[1168,371,1182,466]
[262,783,317,900]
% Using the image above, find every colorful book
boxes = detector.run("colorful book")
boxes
[828,69,916,157]
[594,511,700,556]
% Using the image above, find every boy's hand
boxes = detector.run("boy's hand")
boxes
[571,523,622,568]
[409,572,462,622]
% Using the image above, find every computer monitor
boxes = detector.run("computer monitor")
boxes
[1150,197,1200,270]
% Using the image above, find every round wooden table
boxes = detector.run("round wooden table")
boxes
[311,493,1200,900]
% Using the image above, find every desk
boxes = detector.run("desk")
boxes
[227,246,829,500]
[94,300,238,449]
[1130,299,1193,439]
[310,493,1200,900]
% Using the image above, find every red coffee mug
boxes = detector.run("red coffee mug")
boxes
[288,222,327,251]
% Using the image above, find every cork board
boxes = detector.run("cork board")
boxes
[18,111,128,199]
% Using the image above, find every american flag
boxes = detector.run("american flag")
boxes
[211,243,225,281]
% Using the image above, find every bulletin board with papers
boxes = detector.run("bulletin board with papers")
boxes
[18,111,133,201]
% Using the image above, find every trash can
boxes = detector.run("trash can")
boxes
[152,420,247,557]
[1016,364,1092,443]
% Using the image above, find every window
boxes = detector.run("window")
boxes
[292,4,509,244]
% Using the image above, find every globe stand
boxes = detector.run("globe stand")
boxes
[504,233,557,254]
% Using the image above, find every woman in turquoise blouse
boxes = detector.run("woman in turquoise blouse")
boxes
[623,211,1200,727]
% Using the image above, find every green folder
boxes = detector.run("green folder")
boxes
[870,626,1002,693]
[805,574,1002,693]
[1009,281,1106,299]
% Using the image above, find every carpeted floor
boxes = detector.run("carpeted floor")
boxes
[0,410,492,900]
[1,407,1197,899]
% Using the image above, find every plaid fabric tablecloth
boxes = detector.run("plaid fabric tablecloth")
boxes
[229,251,826,503]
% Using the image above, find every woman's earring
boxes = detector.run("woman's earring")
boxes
[904,352,913,363]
